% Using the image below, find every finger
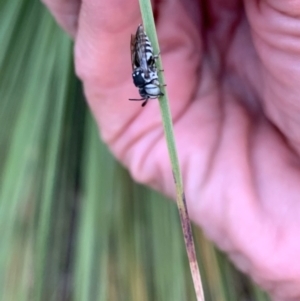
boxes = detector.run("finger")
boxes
[75,0,140,88]
[74,0,201,150]
[41,0,81,37]
[74,0,143,146]
[245,0,300,154]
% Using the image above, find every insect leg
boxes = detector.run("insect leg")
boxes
[141,99,149,107]
[129,98,146,101]
[153,52,161,60]
[153,55,164,72]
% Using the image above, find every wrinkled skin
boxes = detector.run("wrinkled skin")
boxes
[42,0,300,299]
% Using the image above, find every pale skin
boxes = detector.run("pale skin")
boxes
[42,0,300,299]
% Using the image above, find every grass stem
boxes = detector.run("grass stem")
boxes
[138,1,205,300]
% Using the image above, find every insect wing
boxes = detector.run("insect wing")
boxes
[130,34,137,71]
[135,25,149,75]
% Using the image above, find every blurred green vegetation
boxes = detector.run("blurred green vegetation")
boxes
[0,0,270,300]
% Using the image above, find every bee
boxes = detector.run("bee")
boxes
[129,24,164,107]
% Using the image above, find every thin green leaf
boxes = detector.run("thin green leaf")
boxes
[138,0,204,300]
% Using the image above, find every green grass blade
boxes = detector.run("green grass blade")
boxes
[138,0,204,300]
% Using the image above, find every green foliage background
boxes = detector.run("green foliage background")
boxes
[0,0,270,300]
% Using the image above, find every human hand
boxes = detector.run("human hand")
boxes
[42,0,300,299]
